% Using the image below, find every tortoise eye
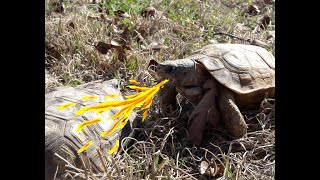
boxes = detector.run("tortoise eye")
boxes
[167,66,175,73]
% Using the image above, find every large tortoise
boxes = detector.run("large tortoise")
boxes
[156,44,275,146]
[45,79,136,179]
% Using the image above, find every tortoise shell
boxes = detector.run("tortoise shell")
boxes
[45,79,136,179]
[188,44,275,94]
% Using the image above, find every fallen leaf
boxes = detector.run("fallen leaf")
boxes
[51,1,65,14]
[98,2,109,14]
[141,6,157,17]
[260,15,271,30]
[247,5,260,16]
[95,41,112,54]
[114,10,131,18]
[66,20,76,29]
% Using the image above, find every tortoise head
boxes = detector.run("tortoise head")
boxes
[156,59,211,87]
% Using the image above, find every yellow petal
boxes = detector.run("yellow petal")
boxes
[96,108,110,114]
[104,94,119,100]
[107,104,132,120]
[100,119,122,137]
[81,95,98,101]
[58,103,76,111]
[77,141,93,153]
[156,79,169,87]
[76,88,154,115]
[125,94,139,99]
[76,118,102,132]
[129,79,140,85]
[118,118,130,129]
[127,85,151,91]
[141,97,153,110]
[76,100,127,116]
[101,107,135,137]
[108,140,120,154]
[142,110,149,122]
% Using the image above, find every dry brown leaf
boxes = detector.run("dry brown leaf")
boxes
[98,3,109,14]
[114,10,131,18]
[51,1,65,14]
[45,44,60,59]
[247,5,260,16]
[94,41,132,62]
[141,6,157,18]
[65,20,75,29]
[95,41,113,54]
[260,15,271,30]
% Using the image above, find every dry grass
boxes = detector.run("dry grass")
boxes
[45,0,275,179]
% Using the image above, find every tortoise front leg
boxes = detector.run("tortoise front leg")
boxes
[188,79,220,146]
[218,87,248,138]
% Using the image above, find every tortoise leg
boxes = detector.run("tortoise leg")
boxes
[218,87,248,138]
[188,79,220,146]
[158,82,178,113]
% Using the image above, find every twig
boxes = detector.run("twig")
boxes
[84,154,96,180]
[54,153,84,173]
[110,155,122,179]
[134,30,148,47]
[97,148,108,174]
[223,142,233,178]
[79,155,89,180]
[174,167,198,180]
[53,165,58,180]
[212,31,250,42]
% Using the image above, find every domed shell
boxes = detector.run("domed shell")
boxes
[189,44,275,94]
[45,80,136,179]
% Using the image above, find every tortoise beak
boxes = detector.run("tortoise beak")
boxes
[156,59,196,83]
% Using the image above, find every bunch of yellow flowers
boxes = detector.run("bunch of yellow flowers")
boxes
[59,79,168,154]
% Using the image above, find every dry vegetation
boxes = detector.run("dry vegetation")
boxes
[45,0,275,179]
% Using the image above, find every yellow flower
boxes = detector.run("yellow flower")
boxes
[108,140,120,154]
[58,103,76,111]
[129,79,140,85]
[77,141,93,153]
[71,79,169,153]
[81,95,98,101]
[104,94,119,100]
[76,118,102,132]
[142,109,149,122]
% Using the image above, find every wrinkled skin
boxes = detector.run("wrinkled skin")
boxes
[156,59,248,146]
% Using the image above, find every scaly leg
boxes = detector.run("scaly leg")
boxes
[218,87,247,138]
[188,79,220,146]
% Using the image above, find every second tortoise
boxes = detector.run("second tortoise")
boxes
[156,43,275,146]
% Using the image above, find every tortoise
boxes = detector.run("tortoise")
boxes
[156,44,275,146]
[45,79,136,179]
